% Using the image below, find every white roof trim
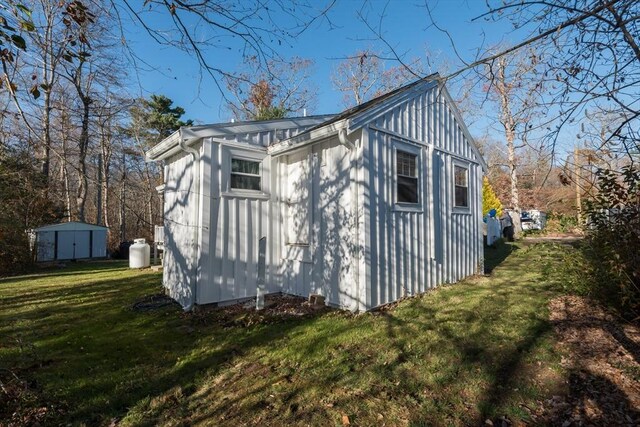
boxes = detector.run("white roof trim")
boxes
[145,115,335,162]
[33,221,109,232]
[271,79,440,155]
[267,119,349,156]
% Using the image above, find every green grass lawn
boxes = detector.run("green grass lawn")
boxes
[1,243,571,426]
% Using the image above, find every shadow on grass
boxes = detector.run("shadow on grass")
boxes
[0,260,129,285]
[0,265,339,424]
[6,246,636,426]
[484,240,517,274]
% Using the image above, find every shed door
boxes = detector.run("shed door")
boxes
[57,231,75,260]
[37,231,55,262]
[74,231,91,258]
[56,231,91,260]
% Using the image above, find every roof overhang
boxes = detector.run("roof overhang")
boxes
[145,115,335,162]
[268,119,350,156]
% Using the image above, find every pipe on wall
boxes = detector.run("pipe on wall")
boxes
[338,127,361,309]
[178,128,201,311]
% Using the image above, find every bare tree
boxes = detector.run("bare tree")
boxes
[331,49,424,108]
[225,57,316,120]
[482,50,544,236]
[480,0,640,159]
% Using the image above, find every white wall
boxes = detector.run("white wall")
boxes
[274,137,357,310]
[196,124,319,306]
[163,143,200,308]
[363,85,483,309]
[161,91,483,311]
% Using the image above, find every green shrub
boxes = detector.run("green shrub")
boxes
[579,165,640,319]
[543,213,579,234]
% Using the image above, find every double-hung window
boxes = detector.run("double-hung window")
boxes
[396,150,419,204]
[230,158,261,191]
[454,165,469,208]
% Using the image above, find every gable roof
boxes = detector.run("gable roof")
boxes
[33,221,109,232]
[268,73,487,171]
[146,74,486,171]
[268,74,439,154]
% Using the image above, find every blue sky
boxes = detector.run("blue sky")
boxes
[122,1,525,126]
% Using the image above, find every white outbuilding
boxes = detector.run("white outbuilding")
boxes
[146,75,487,311]
[31,221,108,262]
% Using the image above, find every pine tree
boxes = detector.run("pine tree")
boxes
[482,177,503,217]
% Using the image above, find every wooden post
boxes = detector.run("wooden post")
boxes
[256,236,266,310]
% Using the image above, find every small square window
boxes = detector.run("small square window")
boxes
[454,165,468,208]
[230,158,261,191]
[397,150,418,204]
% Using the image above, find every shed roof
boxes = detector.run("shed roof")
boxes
[33,221,109,232]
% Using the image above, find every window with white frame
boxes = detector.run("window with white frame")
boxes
[396,150,419,204]
[454,164,469,208]
[230,158,261,191]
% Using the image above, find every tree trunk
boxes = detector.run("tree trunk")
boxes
[41,89,51,179]
[76,95,90,222]
[61,139,72,221]
[497,58,522,238]
[119,152,126,242]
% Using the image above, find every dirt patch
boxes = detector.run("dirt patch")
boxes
[537,295,640,425]
[188,293,335,327]
[132,293,180,312]
[0,369,65,426]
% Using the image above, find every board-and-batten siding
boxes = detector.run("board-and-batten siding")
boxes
[163,143,201,308]
[161,88,483,312]
[274,137,356,310]
[364,86,483,309]
[197,125,318,306]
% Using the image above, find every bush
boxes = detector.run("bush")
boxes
[544,213,579,234]
[0,150,62,276]
[579,165,640,319]
[482,177,503,217]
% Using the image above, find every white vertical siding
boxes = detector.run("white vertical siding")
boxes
[274,137,356,310]
[197,123,323,306]
[161,89,483,312]
[363,85,483,309]
[163,143,200,308]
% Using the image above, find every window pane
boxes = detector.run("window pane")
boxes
[454,166,467,186]
[231,174,261,190]
[398,176,418,203]
[397,151,417,177]
[231,159,260,175]
[455,185,468,207]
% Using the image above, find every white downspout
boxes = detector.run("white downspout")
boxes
[178,128,200,311]
[338,128,360,310]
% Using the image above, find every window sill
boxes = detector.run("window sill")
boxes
[221,191,270,200]
[393,204,423,213]
[452,207,472,215]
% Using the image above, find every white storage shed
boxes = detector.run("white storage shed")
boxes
[32,221,108,262]
[147,75,487,311]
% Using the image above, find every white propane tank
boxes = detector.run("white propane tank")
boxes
[129,238,150,268]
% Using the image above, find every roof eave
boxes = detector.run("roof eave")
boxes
[145,129,183,162]
[268,119,349,156]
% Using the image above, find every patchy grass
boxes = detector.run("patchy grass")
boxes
[1,244,572,426]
